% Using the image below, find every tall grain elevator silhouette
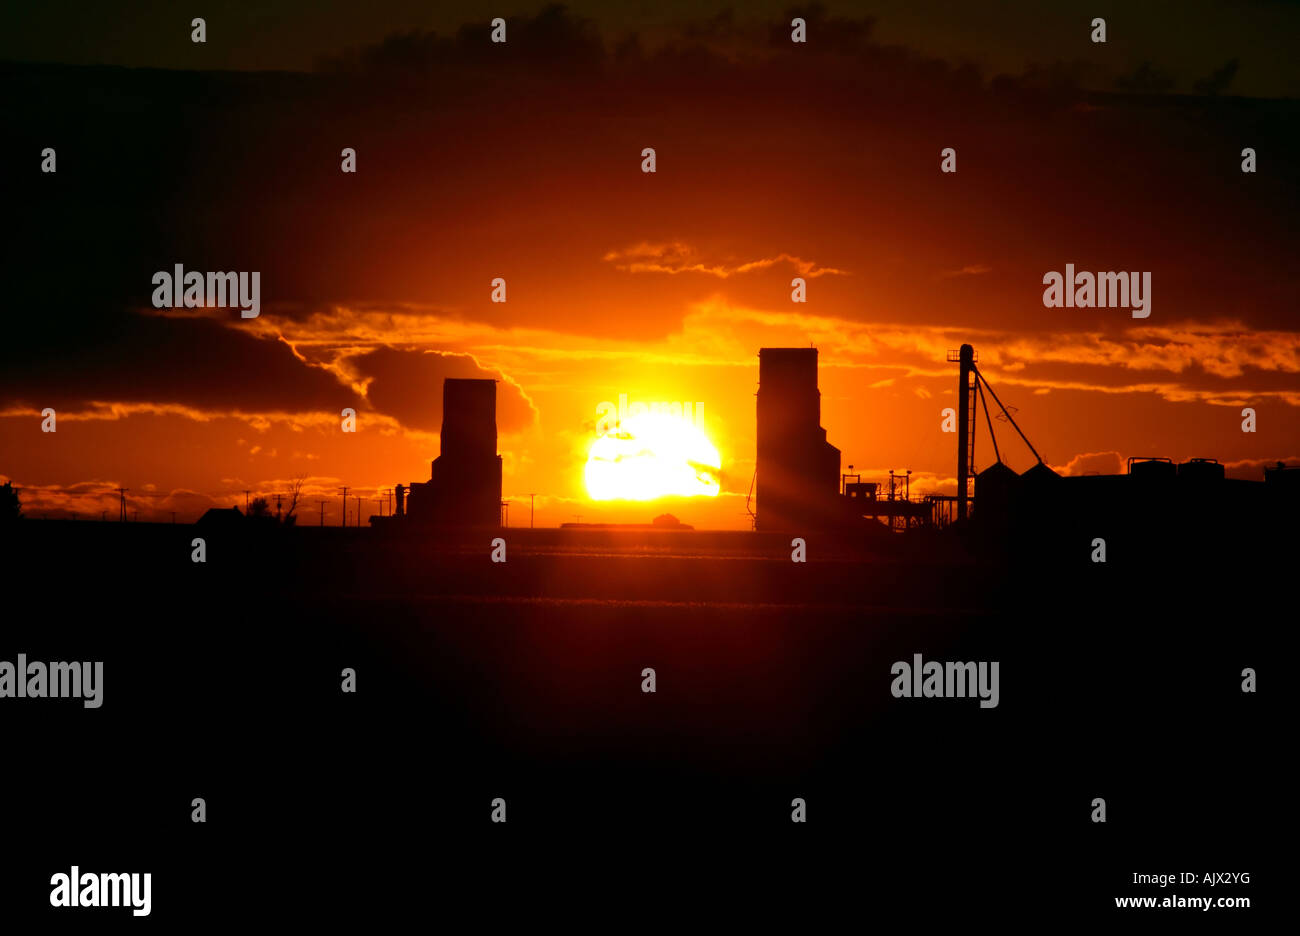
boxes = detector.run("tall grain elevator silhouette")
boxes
[402,378,502,527]
[755,348,842,531]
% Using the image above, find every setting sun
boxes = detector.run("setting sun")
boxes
[585,412,722,501]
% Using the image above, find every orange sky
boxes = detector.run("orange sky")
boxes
[3,5,1297,528]
[7,298,1296,529]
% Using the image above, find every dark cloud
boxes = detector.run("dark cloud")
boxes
[0,313,356,415]
[319,3,605,75]
[1114,61,1176,94]
[5,2,1298,97]
[1,3,1297,425]
[354,347,537,434]
[1194,58,1241,96]
[767,4,878,52]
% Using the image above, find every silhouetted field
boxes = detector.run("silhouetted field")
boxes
[0,520,1280,922]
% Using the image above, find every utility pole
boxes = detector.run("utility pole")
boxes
[383,489,393,516]
[317,499,328,527]
[528,493,536,528]
[117,487,129,523]
[375,497,384,518]
[952,343,975,523]
[243,490,251,514]
[339,487,349,527]
[275,493,283,521]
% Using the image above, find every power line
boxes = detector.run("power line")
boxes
[338,486,349,528]
[20,484,392,526]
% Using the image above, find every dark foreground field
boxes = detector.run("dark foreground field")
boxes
[0,520,1282,924]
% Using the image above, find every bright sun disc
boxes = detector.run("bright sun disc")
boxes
[585,412,721,500]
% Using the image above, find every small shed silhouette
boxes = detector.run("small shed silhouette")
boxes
[196,507,244,529]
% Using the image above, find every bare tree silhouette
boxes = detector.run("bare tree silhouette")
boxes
[283,475,306,527]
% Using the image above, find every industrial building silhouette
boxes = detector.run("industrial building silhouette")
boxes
[753,344,1298,543]
[377,349,1296,542]
[754,348,842,532]
[394,378,503,528]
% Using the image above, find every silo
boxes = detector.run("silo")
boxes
[755,348,841,531]
[426,378,503,527]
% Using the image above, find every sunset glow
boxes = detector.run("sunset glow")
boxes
[1,3,1288,918]
[584,412,722,501]
[2,3,1296,534]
